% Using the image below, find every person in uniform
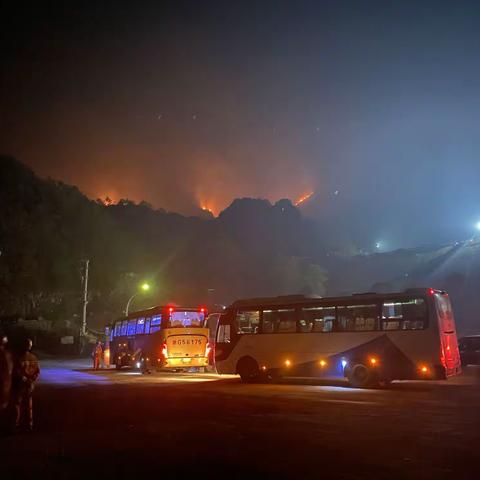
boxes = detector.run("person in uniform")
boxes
[12,338,40,432]
[92,340,103,370]
[0,333,13,433]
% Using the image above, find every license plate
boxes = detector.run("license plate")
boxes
[182,358,192,363]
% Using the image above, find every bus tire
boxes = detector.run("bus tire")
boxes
[346,363,378,388]
[237,357,260,383]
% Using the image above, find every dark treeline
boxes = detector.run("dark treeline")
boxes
[0,156,327,330]
[1,156,479,334]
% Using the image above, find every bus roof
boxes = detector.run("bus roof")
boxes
[228,288,444,310]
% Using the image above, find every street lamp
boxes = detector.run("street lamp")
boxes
[125,282,151,316]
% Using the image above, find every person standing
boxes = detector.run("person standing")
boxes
[12,338,40,432]
[0,333,13,433]
[92,340,103,370]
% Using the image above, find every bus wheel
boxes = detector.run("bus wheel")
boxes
[237,357,260,383]
[346,363,378,388]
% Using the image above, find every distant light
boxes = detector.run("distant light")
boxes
[334,190,339,196]
[136,362,141,368]
[261,365,267,371]
[476,221,480,231]
[375,242,381,249]
[341,359,347,369]
[319,360,327,368]
[141,282,150,291]
[285,359,291,367]
[369,357,378,366]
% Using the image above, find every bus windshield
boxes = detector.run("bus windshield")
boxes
[168,311,205,328]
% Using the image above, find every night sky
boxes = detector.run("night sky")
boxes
[2,0,480,249]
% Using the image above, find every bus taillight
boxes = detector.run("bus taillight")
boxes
[161,342,168,358]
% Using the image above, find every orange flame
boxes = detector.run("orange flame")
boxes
[201,205,215,215]
[294,191,314,206]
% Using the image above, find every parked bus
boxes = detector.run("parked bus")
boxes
[214,288,461,388]
[110,305,210,372]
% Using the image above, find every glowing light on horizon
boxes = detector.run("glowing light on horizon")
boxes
[201,205,215,216]
[99,196,114,206]
[294,191,314,206]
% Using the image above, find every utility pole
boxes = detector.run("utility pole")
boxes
[81,259,89,336]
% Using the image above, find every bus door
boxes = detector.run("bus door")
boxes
[215,311,235,364]
[434,292,461,376]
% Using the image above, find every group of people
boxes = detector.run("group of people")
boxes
[0,333,40,434]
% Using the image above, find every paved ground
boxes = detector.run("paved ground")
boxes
[1,359,479,479]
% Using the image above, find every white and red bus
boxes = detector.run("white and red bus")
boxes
[214,288,461,387]
[110,305,211,372]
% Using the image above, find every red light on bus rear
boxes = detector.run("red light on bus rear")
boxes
[428,288,435,296]
[168,307,174,313]
[200,307,205,313]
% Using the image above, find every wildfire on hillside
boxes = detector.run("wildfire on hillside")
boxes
[294,191,314,206]
[201,204,215,215]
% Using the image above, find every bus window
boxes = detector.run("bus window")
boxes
[121,320,128,336]
[236,310,260,334]
[168,311,205,328]
[262,309,296,333]
[127,319,136,336]
[150,314,162,333]
[145,317,151,334]
[302,307,335,332]
[114,322,122,337]
[136,317,145,334]
[337,304,377,331]
[382,299,426,330]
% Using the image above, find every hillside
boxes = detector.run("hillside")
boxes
[1,156,479,334]
[0,156,328,330]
